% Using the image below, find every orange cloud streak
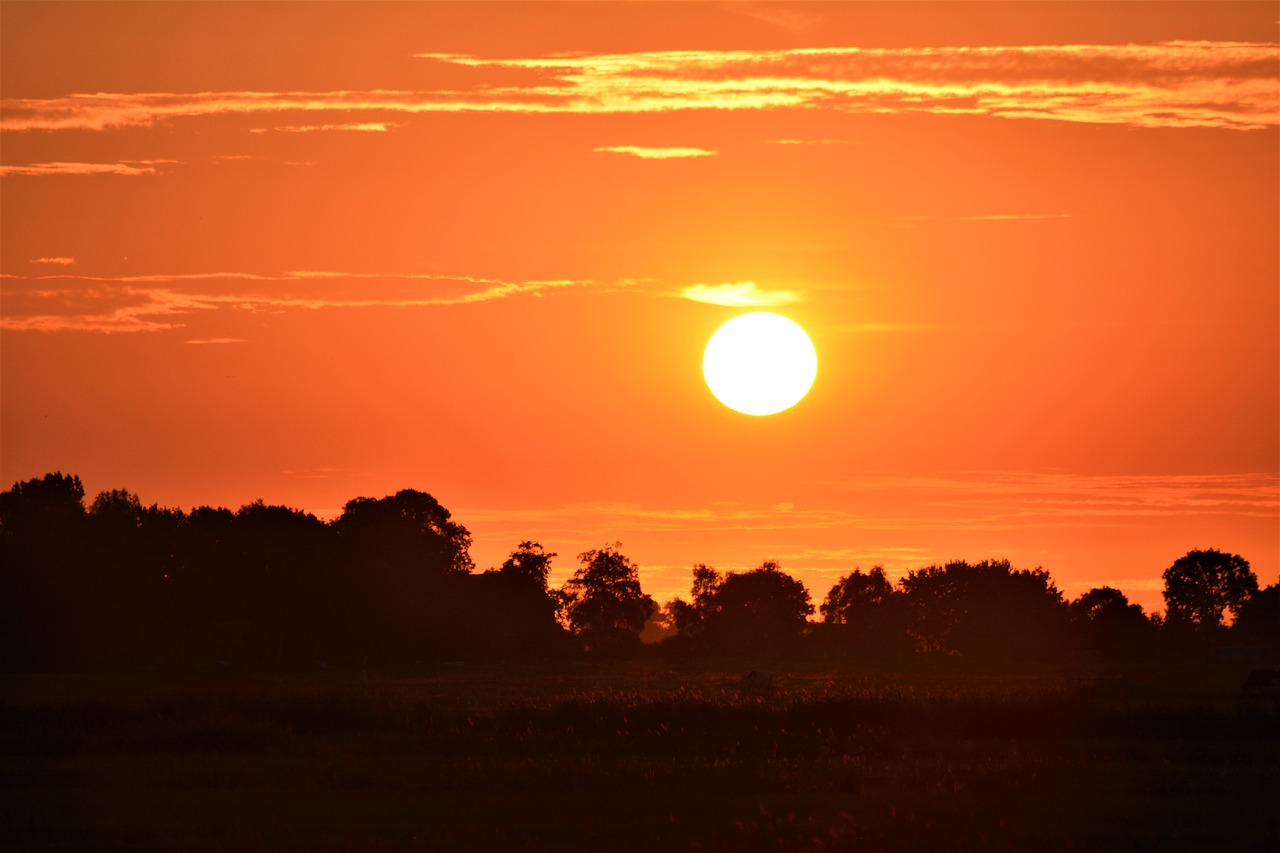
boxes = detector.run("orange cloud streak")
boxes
[677,282,804,307]
[0,160,177,177]
[2,42,1274,132]
[594,146,717,158]
[0,271,626,333]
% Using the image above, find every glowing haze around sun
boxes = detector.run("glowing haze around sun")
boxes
[703,313,818,416]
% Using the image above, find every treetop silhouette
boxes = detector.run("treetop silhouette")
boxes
[0,472,1272,670]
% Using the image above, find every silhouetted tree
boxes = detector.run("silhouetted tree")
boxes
[1162,549,1257,632]
[0,471,86,537]
[1070,586,1155,659]
[818,567,912,661]
[466,541,568,659]
[899,559,1071,662]
[337,489,473,575]
[560,543,656,654]
[87,489,185,666]
[0,473,90,669]
[1231,583,1279,649]
[668,564,722,637]
[334,489,474,660]
[493,540,555,591]
[170,506,240,617]
[702,561,813,656]
[821,566,894,623]
[234,501,332,664]
[671,562,813,656]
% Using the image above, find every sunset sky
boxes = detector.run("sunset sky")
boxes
[2,1,1277,614]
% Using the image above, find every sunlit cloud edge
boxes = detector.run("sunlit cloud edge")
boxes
[677,282,804,307]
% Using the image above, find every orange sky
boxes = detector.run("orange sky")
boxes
[3,2,1277,614]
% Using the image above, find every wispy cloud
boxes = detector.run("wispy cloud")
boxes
[249,121,399,134]
[594,145,717,159]
[469,472,1278,543]
[30,257,75,265]
[0,270,626,333]
[184,337,248,345]
[0,160,178,177]
[822,472,1280,522]
[3,42,1274,132]
[677,281,804,307]
[415,42,1278,130]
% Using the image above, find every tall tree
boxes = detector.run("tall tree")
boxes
[695,561,813,656]
[333,489,474,659]
[466,541,567,660]
[818,567,910,661]
[1161,549,1257,630]
[1,471,86,537]
[337,489,473,575]
[668,564,722,637]
[560,543,656,654]
[87,489,185,666]
[1231,584,1279,647]
[0,473,90,669]
[899,559,1071,661]
[821,567,894,624]
[1070,586,1154,659]
[493,540,556,591]
[234,500,332,664]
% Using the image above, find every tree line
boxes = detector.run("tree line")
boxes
[1,472,1275,671]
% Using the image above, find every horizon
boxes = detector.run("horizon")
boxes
[2,2,1277,618]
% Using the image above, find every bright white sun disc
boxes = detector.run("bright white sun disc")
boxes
[703,312,817,416]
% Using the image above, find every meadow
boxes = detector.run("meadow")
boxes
[2,662,1277,851]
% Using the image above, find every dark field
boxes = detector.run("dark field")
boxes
[3,663,1277,851]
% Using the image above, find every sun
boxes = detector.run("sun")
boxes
[703,312,818,416]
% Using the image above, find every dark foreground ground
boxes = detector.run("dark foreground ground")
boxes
[2,662,1277,851]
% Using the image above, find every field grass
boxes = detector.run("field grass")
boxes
[2,662,1277,850]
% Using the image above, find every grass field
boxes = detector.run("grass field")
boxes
[3,662,1277,851]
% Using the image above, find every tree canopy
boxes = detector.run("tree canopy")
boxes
[898,559,1071,661]
[671,561,813,656]
[2,472,1273,671]
[1162,549,1257,630]
[560,543,656,654]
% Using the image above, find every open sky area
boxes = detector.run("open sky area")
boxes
[2,1,1276,614]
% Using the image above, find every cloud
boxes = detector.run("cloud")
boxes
[3,42,1274,132]
[0,270,628,333]
[460,500,856,537]
[30,257,75,265]
[821,472,1280,522]
[0,160,178,177]
[594,145,717,159]
[677,281,804,307]
[184,337,248,345]
[413,42,1279,130]
[249,121,399,133]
